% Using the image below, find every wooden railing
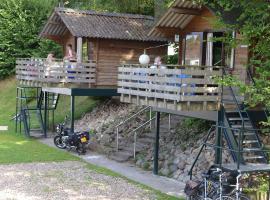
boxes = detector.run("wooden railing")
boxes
[16,58,96,86]
[118,64,222,111]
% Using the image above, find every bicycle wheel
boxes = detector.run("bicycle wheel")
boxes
[214,195,234,200]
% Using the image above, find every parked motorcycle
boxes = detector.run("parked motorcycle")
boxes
[54,117,90,154]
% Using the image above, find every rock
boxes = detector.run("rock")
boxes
[169,164,178,174]
[177,162,186,170]
[160,167,170,176]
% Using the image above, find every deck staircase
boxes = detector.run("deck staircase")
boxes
[15,87,59,137]
[222,84,268,164]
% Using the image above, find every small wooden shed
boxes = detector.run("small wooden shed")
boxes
[39,7,167,87]
[149,0,249,82]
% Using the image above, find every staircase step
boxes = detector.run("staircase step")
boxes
[231,125,253,129]
[244,156,265,160]
[243,148,262,152]
[228,117,249,121]
[143,132,155,139]
[120,143,147,153]
[137,137,154,144]
[234,132,255,136]
[109,151,133,162]
[243,140,259,144]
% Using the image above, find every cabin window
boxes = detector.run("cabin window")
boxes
[205,32,225,66]
[82,39,95,62]
[184,32,203,66]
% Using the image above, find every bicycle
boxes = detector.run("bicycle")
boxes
[214,170,250,200]
[185,170,219,200]
[227,171,250,200]
[213,168,234,200]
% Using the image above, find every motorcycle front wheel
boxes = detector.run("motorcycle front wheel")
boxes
[76,143,86,155]
[54,135,66,149]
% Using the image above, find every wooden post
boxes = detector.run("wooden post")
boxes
[77,37,83,63]
[178,35,184,65]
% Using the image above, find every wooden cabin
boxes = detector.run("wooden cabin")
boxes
[117,0,249,120]
[16,7,167,88]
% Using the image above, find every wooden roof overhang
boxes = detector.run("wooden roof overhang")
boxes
[149,0,217,39]
[39,11,69,44]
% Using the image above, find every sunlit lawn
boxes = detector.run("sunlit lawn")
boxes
[0,133,79,164]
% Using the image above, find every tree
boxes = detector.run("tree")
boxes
[0,0,61,79]
[0,0,156,79]
[201,0,270,118]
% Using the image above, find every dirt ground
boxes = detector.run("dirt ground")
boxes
[0,161,156,200]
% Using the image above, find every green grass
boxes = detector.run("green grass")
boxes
[0,77,183,199]
[0,133,79,164]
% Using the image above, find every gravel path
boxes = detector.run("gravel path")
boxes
[0,161,156,200]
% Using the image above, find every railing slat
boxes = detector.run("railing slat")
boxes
[117,64,222,111]
[16,58,97,86]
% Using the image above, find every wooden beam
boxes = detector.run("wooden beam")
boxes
[170,7,201,16]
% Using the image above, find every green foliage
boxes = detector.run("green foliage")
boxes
[181,118,212,133]
[175,118,213,150]
[0,0,61,79]
[0,0,156,79]
[63,0,155,15]
[202,0,270,125]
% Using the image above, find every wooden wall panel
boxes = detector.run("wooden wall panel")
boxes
[62,32,76,56]
[182,7,216,34]
[95,39,167,87]
[231,33,249,83]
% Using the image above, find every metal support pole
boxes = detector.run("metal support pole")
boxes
[153,112,160,175]
[149,107,152,129]
[70,95,75,133]
[52,109,55,132]
[134,132,137,159]
[44,92,48,138]
[15,87,18,133]
[116,127,119,151]
[20,88,22,134]
[215,106,223,165]
[168,114,171,131]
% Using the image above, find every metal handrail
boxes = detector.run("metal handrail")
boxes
[189,124,270,179]
[115,106,151,128]
[129,116,156,159]
[115,106,153,151]
[223,68,245,166]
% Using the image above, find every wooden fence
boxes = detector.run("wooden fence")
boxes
[118,64,222,111]
[16,58,96,86]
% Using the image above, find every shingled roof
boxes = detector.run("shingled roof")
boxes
[40,7,166,42]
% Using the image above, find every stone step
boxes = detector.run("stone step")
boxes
[109,151,133,162]
[137,137,154,145]
[120,143,147,153]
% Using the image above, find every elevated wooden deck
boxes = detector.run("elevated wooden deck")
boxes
[16,58,96,87]
[118,64,222,111]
